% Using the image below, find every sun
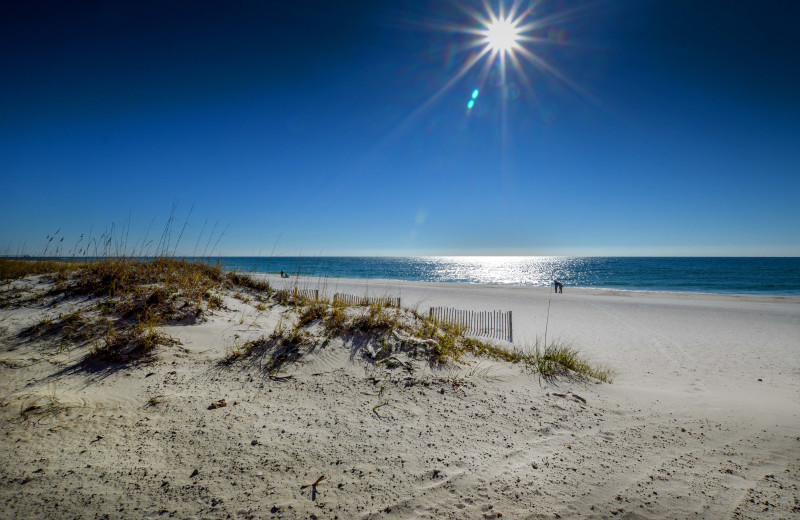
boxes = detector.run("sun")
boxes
[483,18,521,53]
[388,1,582,124]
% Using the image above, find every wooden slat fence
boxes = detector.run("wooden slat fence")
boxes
[292,288,319,301]
[333,293,400,308]
[274,287,320,306]
[428,307,513,342]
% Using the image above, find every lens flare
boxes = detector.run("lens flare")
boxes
[353,1,585,167]
[434,0,585,109]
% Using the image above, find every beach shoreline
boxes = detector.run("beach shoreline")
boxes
[257,272,800,303]
[2,268,799,518]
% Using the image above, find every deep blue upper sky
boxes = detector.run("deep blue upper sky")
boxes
[2,0,799,256]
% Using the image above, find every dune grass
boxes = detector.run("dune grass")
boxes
[528,339,614,382]
[0,258,80,282]
[278,290,611,381]
[6,257,240,363]
[6,256,612,380]
[413,316,611,380]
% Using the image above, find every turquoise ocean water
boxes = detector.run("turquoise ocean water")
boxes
[213,257,800,296]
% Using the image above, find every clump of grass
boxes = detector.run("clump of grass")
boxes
[273,289,313,308]
[20,308,92,343]
[226,271,271,293]
[408,317,465,363]
[461,337,527,364]
[0,258,80,282]
[0,285,27,308]
[68,258,223,302]
[227,332,306,374]
[19,316,55,339]
[88,313,172,363]
[94,298,117,316]
[296,300,327,329]
[38,258,229,332]
[233,292,250,304]
[529,339,614,382]
[226,336,264,360]
[204,290,224,311]
[59,309,90,340]
[323,299,349,332]
[351,300,401,332]
[401,314,611,381]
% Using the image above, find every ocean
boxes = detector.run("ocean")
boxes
[212,257,800,296]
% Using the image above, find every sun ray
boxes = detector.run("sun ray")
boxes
[514,45,606,110]
[379,1,597,140]
[372,44,493,142]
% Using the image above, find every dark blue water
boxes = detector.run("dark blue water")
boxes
[209,257,800,296]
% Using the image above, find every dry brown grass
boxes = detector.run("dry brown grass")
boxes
[0,258,80,282]
[225,271,271,293]
[8,258,250,363]
[6,258,611,380]
[67,258,222,300]
[87,313,174,363]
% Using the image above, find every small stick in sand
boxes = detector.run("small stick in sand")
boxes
[269,374,293,381]
[301,475,326,489]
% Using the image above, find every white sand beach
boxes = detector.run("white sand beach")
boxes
[2,272,799,519]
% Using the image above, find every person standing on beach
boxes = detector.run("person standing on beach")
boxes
[554,280,563,293]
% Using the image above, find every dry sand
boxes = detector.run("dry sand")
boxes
[1,274,799,519]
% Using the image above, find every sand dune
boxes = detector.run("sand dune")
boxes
[1,274,799,519]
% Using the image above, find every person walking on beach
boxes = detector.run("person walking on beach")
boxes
[553,280,563,293]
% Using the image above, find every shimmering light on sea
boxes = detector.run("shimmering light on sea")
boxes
[421,256,574,286]
[215,257,800,295]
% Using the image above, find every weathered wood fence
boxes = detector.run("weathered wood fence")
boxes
[428,307,513,342]
[292,288,319,301]
[333,293,400,308]
[275,288,320,304]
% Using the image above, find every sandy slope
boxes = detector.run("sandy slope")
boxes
[1,275,799,519]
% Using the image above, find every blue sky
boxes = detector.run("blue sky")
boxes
[2,0,799,256]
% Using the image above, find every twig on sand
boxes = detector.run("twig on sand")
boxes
[551,392,587,404]
[269,374,293,381]
[373,402,389,412]
[392,330,438,347]
[301,475,326,489]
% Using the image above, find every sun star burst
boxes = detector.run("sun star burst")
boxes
[483,17,521,54]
